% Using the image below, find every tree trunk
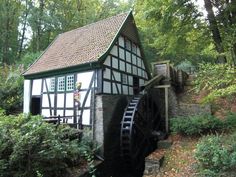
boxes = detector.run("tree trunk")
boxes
[36,0,44,51]
[3,0,10,64]
[18,0,29,60]
[204,0,226,63]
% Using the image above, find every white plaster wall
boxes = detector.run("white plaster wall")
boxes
[32,79,42,95]
[133,66,137,75]
[112,58,118,69]
[79,91,91,107]
[42,94,48,107]
[129,87,133,95]
[43,78,50,92]
[137,58,142,67]
[128,75,133,85]
[77,71,94,89]
[57,110,64,117]
[127,63,132,73]
[113,71,121,82]
[123,85,128,95]
[119,36,125,47]
[140,79,145,86]
[137,47,141,56]
[66,93,74,108]
[65,110,74,123]
[120,60,125,71]
[117,83,121,93]
[126,51,131,63]
[41,109,50,117]
[104,56,111,66]
[132,54,137,65]
[103,81,111,93]
[138,68,142,77]
[103,68,111,79]
[23,80,31,114]
[42,94,55,108]
[82,110,90,125]
[112,83,118,94]
[110,45,118,56]
[57,94,64,108]
[119,48,125,60]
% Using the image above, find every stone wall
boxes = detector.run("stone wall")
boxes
[177,103,211,117]
[94,94,130,176]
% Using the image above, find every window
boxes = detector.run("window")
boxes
[49,78,55,91]
[121,74,127,84]
[67,75,74,91]
[58,77,65,91]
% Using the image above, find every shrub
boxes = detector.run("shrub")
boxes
[0,65,24,114]
[0,114,95,177]
[224,112,236,129]
[170,114,224,136]
[194,63,236,103]
[195,133,236,174]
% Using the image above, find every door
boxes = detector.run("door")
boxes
[31,97,41,115]
[133,76,139,95]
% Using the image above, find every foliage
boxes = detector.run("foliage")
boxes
[170,114,224,136]
[194,63,236,103]
[18,51,42,68]
[0,114,95,177]
[134,0,215,64]
[176,60,196,73]
[0,65,24,114]
[195,133,236,175]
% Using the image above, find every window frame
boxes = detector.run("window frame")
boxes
[57,76,65,92]
[66,75,74,91]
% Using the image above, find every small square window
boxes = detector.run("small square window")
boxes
[49,78,55,91]
[58,77,65,91]
[67,75,74,91]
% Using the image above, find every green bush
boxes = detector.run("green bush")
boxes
[170,114,224,136]
[194,63,236,103]
[195,133,236,174]
[0,65,24,114]
[224,112,236,129]
[0,114,95,177]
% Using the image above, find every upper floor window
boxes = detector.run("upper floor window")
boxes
[67,75,74,91]
[49,78,55,91]
[58,77,65,91]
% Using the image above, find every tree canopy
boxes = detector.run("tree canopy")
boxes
[0,0,235,66]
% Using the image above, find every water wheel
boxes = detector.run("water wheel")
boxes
[120,89,163,176]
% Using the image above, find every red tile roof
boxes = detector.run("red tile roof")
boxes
[24,12,130,76]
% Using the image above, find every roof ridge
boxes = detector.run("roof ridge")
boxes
[60,11,130,35]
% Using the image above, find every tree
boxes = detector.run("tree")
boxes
[203,0,226,63]
[203,0,236,65]
[134,0,215,65]
[0,0,21,64]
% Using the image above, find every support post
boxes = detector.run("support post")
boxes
[155,85,170,133]
[165,87,169,133]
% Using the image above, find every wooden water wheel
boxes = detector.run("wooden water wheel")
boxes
[120,88,164,176]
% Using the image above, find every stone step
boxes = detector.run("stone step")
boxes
[144,150,165,176]
[157,140,173,149]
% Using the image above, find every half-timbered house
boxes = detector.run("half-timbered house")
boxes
[23,11,150,128]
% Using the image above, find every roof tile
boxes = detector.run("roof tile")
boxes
[24,12,129,75]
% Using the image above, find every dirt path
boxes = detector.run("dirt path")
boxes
[144,135,199,177]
